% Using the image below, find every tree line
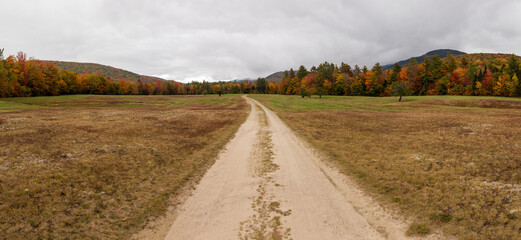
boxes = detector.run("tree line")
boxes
[0,50,190,97]
[0,50,266,97]
[1,49,520,98]
[271,53,521,98]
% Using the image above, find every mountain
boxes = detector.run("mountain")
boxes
[265,49,467,81]
[382,49,466,70]
[265,71,285,83]
[44,61,167,84]
[230,78,255,83]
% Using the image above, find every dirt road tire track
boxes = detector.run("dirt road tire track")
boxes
[159,96,445,240]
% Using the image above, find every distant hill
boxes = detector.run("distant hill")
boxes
[45,61,167,84]
[382,49,466,70]
[265,71,285,83]
[231,78,255,83]
[265,49,467,81]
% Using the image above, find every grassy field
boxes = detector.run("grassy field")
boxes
[0,95,248,239]
[249,94,521,240]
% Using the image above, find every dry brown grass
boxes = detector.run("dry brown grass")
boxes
[0,95,247,239]
[252,95,521,240]
[421,98,521,109]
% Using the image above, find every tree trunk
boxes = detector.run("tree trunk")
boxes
[399,95,402,102]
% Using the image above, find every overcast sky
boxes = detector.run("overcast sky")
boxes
[1,0,520,82]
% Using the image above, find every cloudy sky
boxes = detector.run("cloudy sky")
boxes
[1,0,520,82]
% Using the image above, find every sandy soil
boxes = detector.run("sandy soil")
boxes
[140,96,446,240]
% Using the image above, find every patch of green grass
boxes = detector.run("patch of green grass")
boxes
[249,94,521,112]
[0,94,242,110]
[250,94,400,111]
[0,99,42,111]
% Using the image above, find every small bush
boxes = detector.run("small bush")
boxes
[407,222,431,236]
[430,213,452,223]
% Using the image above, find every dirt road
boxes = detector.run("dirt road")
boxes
[161,96,438,240]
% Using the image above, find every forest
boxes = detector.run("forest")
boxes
[1,49,520,98]
[273,53,521,98]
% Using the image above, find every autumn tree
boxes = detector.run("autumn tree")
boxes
[15,52,28,88]
[366,63,384,96]
[268,82,277,94]
[436,76,449,95]
[0,54,16,97]
[324,79,333,95]
[137,79,148,95]
[229,83,241,94]
[494,74,509,96]
[279,72,290,94]
[350,78,364,96]
[26,60,48,96]
[479,69,493,95]
[285,77,300,95]
[153,80,163,95]
[460,55,469,67]
[214,84,224,96]
[334,74,346,95]
[398,67,408,82]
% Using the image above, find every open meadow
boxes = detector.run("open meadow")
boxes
[2,93,521,240]
[0,95,248,239]
[249,94,521,240]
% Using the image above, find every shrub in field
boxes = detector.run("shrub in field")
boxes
[390,81,412,102]
[407,222,431,236]
[299,87,311,98]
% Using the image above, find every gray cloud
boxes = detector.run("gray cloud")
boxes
[1,0,520,82]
